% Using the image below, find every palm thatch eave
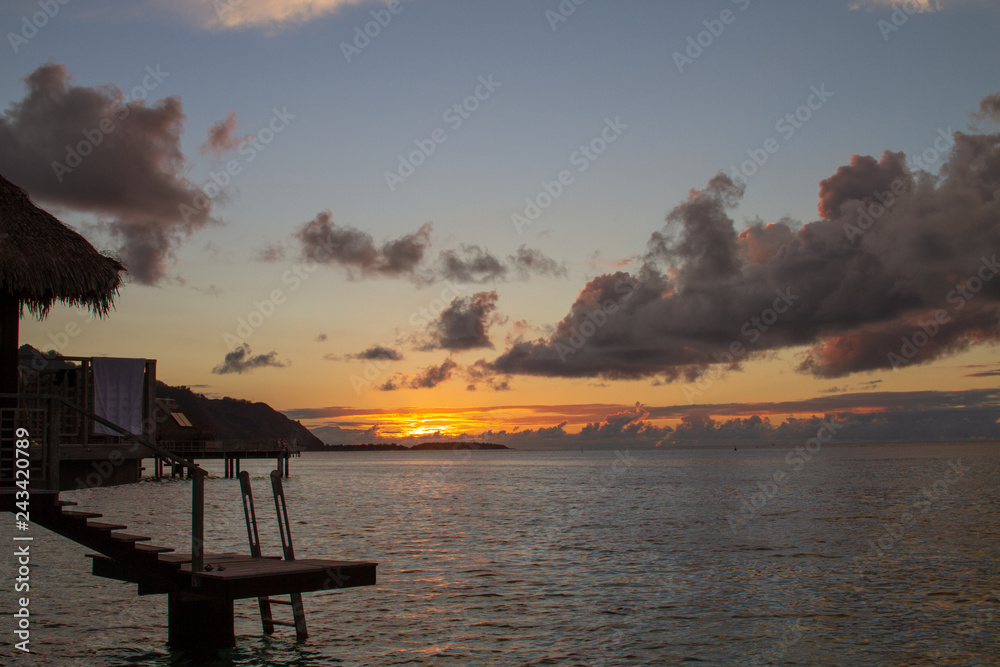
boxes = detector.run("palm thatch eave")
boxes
[0,173,125,318]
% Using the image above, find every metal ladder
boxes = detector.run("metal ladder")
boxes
[238,470,307,640]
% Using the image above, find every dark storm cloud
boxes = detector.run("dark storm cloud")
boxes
[211,345,287,374]
[493,103,1000,381]
[423,291,503,351]
[199,111,244,158]
[816,151,909,218]
[0,63,213,285]
[379,358,458,391]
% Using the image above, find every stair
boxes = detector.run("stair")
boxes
[31,496,184,586]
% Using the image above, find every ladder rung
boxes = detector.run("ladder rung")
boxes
[263,598,293,605]
[270,620,297,627]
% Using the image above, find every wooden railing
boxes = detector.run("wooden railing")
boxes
[0,393,208,583]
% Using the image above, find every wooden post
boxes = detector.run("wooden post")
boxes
[45,396,60,490]
[167,592,235,653]
[144,360,156,446]
[191,467,204,585]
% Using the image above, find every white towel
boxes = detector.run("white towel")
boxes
[92,357,146,435]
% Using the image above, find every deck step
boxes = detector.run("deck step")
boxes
[134,544,175,554]
[110,533,153,543]
[61,510,103,520]
[85,521,129,531]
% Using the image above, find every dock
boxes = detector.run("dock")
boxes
[1,390,378,655]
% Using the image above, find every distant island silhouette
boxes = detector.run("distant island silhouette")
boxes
[323,442,510,451]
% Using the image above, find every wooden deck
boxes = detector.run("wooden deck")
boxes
[90,551,377,599]
[19,492,377,654]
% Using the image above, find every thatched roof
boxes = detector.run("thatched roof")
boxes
[0,173,124,318]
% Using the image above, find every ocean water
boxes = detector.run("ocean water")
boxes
[2,443,999,666]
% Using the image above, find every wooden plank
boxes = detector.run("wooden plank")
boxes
[110,532,153,543]
[135,544,174,554]
[85,521,128,531]
[158,552,239,565]
[177,557,377,599]
[60,510,103,520]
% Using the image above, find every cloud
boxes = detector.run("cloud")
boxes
[290,212,563,285]
[212,344,287,374]
[423,291,504,351]
[438,244,566,283]
[964,366,1000,377]
[325,344,405,363]
[510,245,568,279]
[493,121,1000,381]
[285,388,1000,448]
[464,359,512,391]
[848,0,956,11]
[253,242,287,262]
[199,111,245,159]
[315,333,328,342]
[295,211,432,278]
[161,0,372,30]
[438,245,508,283]
[975,92,1000,123]
[0,64,213,285]
[379,359,457,390]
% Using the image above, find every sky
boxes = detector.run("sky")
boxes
[2,0,999,448]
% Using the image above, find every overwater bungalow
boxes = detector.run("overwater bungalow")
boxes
[0,173,375,656]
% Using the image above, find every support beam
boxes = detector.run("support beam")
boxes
[167,592,235,654]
